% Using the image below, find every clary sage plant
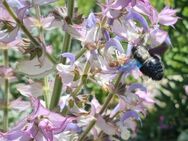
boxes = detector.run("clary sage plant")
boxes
[0,0,178,140]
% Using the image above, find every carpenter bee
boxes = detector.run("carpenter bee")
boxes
[132,46,164,80]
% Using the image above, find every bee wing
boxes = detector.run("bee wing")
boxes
[149,43,168,56]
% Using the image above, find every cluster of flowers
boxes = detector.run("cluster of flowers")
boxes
[0,0,178,140]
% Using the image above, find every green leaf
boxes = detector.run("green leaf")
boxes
[77,0,96,16]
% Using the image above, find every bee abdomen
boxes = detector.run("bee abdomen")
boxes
[132,46,164,81]
[140,56,164,80]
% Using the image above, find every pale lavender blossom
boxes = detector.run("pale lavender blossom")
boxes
[0,97,80,141]
[158,7,179,26]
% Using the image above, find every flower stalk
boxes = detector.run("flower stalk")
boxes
[2,0,39,47]
[2,0,56,64]
[50,0,75,110]
[78,72,123,141]
[3,49,9,131]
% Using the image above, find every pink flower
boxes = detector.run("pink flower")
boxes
[0,66,14,78]
[0,97,80,141]
[158,7,179,26]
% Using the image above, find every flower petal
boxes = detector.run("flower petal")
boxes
[96,115,117,135]
[120,110,141,123]
[16,57,54,78]
[16,83,43,97]
[85,12,96,29]
[61,52,76,65]
[105,38,124,53]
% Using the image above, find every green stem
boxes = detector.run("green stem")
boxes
[44,77,50,108]
[79,120,96,141]
[71,61,90,98]
[49,0,74,110]
[3,50,9,131]
[78,72,123,141]
[76,48,87,60]
[2,0,57,64]
[2,0,39,47]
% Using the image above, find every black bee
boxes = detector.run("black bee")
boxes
[132,46,164,80]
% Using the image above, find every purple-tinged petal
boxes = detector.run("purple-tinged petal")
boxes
[0,7,14,22]
[65,123,82,133]
[134,2,158,24]
[52,117,75,134]
[118,60,140,73]
[112,18,140,42]
[131,67,142,79]
[103,8,122,19]
[61,52,76,65]
[0,27,19,43]
[105,38,124,53]
[17,4,29,20]
[131,0,137,6]
[159,15,179,26]
[3,131,24,140]
[96,115,117,135]
[110,0,131,10]
[127,83,147,93]
[2,122,33,141]
[148,28,168,48]
[164,35,173,47]
[0,39,21,50]
[134,1,152,17]
[59,95,70,111]
[85,26,102,43]
[90,96,102,116]
[0,66,13,78]
[158,7,179,26]
[110,97,126,118]
[5,0,25,9]
[16,83,43,97]
[38,119,53,141]
[63,23,85,41]
[126,44,133,56]
[56,64,76,87]
[35,132,46,141]
[125,10,149,31]
[16,56,54,78]
[135,90,154,103]
[85,12,96,29]
[10,98,30,111]
[120,110,141,123]
[114,36,124,41]
[103,30,110,41]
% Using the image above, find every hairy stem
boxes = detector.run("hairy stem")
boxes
[3,0,39,46]
[3,50,9,131]
[76,48,87,60]
[2,0,56,64]
[49,0,74,110]
[78,72,123,141]
[44,77,50,108]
